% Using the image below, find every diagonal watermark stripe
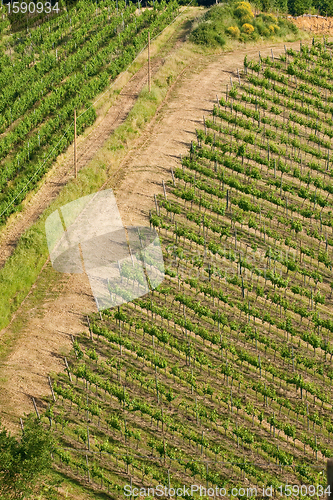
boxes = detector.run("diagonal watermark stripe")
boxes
[45,188,164,310]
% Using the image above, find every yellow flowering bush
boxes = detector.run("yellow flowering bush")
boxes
[234,1,254,24]
[242,23,255,34]
[268,24,280,33]
[226,26,241,38]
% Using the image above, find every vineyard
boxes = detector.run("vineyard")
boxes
[0,0,179,226]
[43,38,333,497]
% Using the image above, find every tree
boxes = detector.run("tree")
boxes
[260,0,288,12]
[275,0,288,11]
[288,0,312,15]
[0,415,55,499]
[312,0,333,15]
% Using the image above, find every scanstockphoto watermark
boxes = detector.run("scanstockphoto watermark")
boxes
[123,484,268,498]
[124,484,330,498]
[45,189,165,311]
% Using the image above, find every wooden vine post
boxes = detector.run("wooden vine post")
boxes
[64,357,72,383]
[74,109,77,178]
[86,454,90,482]
[32,397,40,420]
[48,375,56,402]
[148,31,151,93]
[162,180,167,199]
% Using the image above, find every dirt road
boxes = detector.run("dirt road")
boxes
[0,39,312,429]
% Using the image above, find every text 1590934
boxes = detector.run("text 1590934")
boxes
[5,2,60,14]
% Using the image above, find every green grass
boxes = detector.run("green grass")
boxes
[33,469,115,500]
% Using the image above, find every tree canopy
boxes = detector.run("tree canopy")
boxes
[0,416,55,499]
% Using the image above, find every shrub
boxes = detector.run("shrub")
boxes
[269,24,280,33]
[242,23,255,34]
[239,33,249,42]
[226,26,241,38]
[234,1,254,24]
[205,4,228,21]
[190,22,226,47]
[190,1,297,47]
[278,17,298,34]
[255,20,266,35]
[0,416,55,498]
[261,13,278,23]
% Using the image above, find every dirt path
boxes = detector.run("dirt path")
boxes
[0,58,163,269]
[0,39,313,431]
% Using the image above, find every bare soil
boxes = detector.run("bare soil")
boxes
[291,15,333,35]
[0,39,315,434]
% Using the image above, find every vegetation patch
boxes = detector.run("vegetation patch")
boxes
[190,1,299,46]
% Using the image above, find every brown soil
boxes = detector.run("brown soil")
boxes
[291,15,333,35]
[0,39,314,435]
